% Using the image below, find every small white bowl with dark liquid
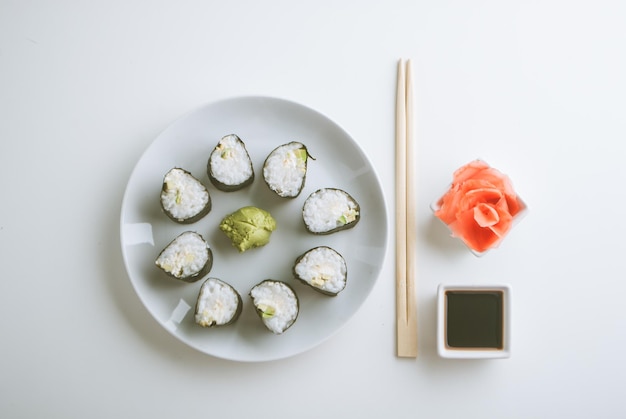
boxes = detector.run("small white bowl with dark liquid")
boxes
[437,284,511,359]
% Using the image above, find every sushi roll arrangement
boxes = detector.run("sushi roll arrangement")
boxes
[262,141,312,198]
[207,134,255,191]
[302,188,360,234]
[155,231,213,282]
[160,167,211,224]
[195,277,243,327]
[250,280,299,334]
[293,246,347,296]
[147,131,366,341]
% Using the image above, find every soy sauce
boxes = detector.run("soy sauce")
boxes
[445,291,503,349]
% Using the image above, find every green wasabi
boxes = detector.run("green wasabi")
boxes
[219,206,277,252]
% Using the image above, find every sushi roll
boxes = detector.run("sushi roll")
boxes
[207,134,255,191]
[160,167,211,224]
[293,246,347,296]
[155,231,213,282]
[262,141,313,198]
[195,277,243,327]
[302,188,360,234]
[249,280,299,334]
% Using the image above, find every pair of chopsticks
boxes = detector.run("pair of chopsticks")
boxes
[395,59,418,358]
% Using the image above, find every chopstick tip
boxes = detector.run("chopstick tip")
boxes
[398,58,413,73]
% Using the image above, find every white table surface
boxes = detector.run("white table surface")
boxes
[2,1,626,417]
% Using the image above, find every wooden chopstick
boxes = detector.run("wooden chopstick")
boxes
[396,59,418,358]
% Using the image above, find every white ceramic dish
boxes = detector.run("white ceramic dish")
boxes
[120,96,388,362]
[437,284,511,359]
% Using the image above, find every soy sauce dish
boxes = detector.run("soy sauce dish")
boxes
[437,284,511,359]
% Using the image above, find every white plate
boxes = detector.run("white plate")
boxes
[120,96,388,362]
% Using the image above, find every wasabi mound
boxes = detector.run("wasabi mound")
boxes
[219,206,276,252]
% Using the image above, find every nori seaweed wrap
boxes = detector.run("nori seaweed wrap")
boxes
[155,231,213,282]
[302,188,360,234]
[207,134,255,192]
[262,141,313,198]
[249,280,299,334]
[195,277,243,327]
[160,167,211,224]
[293,246,347,296]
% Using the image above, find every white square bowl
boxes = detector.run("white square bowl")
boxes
[437,284,511,359]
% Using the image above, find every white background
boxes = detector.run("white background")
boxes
[2,1,626,417]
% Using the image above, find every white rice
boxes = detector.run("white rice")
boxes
[250,281,298,334]
[155,231,210,279]
[195,278,240,327]
[294,247,347,294]
[209,134,253,185]
[161,168,209,220]
[263,142,307,197]
[302,188,359,233]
